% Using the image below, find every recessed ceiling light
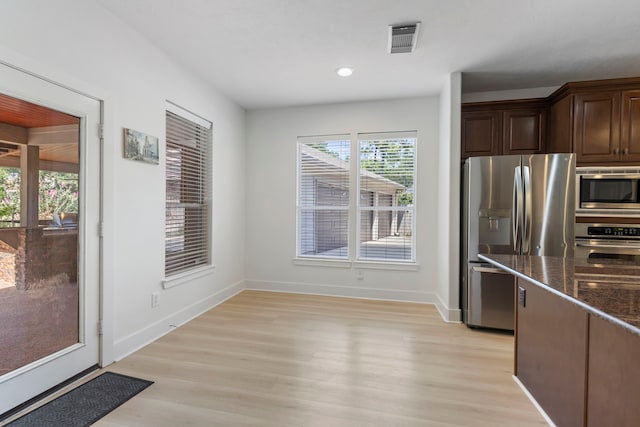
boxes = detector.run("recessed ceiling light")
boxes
[336,67,354,77]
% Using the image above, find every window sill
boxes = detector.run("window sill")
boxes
[162,265,216,289]
[292,258,352,268]
[352,261,419,271]
[292,258,419,271]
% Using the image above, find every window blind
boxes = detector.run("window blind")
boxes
[358,131,416,262]
[165,105,212,276]
[297,135,350,258]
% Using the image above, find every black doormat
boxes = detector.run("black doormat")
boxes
[7,372,153,427]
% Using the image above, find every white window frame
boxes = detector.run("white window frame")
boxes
[163,101,213,282]
[356,131,417,263]
[296,134,351,260]
[295,131,417,266]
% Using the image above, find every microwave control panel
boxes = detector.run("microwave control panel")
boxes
[588,226,640,237]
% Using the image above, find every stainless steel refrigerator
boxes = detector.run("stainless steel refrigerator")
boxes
[462,154,575,330]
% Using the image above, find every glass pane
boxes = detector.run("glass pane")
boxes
[298,209,348,258]
[0,92,80,377]
[358,208,413,261]
[298,138,350,208]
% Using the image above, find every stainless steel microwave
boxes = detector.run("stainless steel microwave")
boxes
[576,166,640,217]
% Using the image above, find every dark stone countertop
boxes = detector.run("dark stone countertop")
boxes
[478,254,640,336]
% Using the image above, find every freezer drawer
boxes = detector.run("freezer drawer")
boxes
[465,263,515,330]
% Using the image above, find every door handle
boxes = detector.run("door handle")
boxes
[575,242,640,249]
[513,166,523,252]
[623,147,629,155]
[522,166,532,254]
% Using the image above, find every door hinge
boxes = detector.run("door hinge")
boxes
[98,222,104,237]
[98,321,103,336]
[98,123,104,139]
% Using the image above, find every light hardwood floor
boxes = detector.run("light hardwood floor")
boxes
[69,291,549,426]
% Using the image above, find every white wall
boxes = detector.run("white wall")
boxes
[245,97,441,303]
[0,0,246,362]
[437,73,462,321]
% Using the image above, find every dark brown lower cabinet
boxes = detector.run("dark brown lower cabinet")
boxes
[516,279,588,427]
[587,315,640,426]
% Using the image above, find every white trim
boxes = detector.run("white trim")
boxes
[100,96,116,366]
[433,293,463,323]
[162,265,216,289]
[352,261,419,271]
[113,280,244,361]
[246,279,436,303]
[0,343,84,384]
[165,100,212,129]
[297,133,350,144]
[292,258,352,268]
[512,375,556,427]
[358,130,418,141]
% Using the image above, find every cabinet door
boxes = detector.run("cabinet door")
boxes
[587,314,640,426]
[621,90,640,163]
[574,91,621,164]
[461,111,501,158]
[516,279,588,427]
[502,109,546,154]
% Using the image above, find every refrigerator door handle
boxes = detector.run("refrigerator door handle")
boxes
[523,166,532,254]
[512,166,523,252]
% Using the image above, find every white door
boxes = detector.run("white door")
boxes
[0,63,100,415]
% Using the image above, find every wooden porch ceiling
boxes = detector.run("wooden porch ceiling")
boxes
[0,92,79,128]
[0,92,79,170]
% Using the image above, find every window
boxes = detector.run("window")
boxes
[297,135,350,259]
[358,132,416,262]
[165,102,212,276]
[296,131,417,263]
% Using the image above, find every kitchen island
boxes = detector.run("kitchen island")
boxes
[479,254,639,427]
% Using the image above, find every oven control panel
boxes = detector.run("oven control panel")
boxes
[587,226,640,237]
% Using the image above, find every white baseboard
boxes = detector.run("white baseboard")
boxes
[434,294,462,323]
[112,280,245,361]
[512,375,556,427]
[245,279,437,304]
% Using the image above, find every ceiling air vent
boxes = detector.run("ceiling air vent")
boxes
[388,22,420,54]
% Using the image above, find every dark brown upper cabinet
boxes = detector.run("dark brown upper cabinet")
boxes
[621,89,640,163]
[461,110,501,157]
[546,78,640,166]
[463,77,640,164]
[571,88,640,165]
[502,108,546,154]
[461,101,546,159]
[573,91,621,164]
[546,93,573,154]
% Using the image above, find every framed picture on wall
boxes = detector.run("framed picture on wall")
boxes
[123,128,159,165]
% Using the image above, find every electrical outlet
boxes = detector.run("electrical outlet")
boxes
[151,292,159,308]
[357,270,364,281]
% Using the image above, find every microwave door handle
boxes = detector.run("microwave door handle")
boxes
[523,166,532,254]
[513,166,522,252]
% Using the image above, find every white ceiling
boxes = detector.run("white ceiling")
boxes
[97,0,640,110]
